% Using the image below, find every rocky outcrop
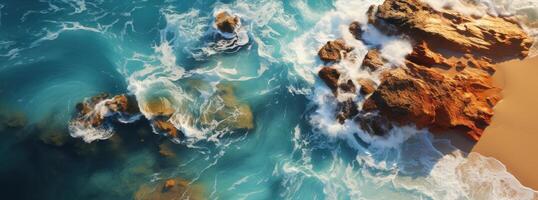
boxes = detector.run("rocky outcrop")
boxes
[370,0,533,60]
[73,93,140,128]
[318,39,354,63]
[317,0,532,140]
[215,12,239,33]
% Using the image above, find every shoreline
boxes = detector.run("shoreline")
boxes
[470,56,538,190]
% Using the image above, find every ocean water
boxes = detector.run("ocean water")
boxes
[0,0,537,199]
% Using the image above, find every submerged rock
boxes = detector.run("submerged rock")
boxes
[318,39,354,63]
[215,11,239,33]
[158,142,176,158]
[354,0,532,140]
[141,97,176,119]
[201,83,254,132]
[134,178,203,200]
[2,111,27,129]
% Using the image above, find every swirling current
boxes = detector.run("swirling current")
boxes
[0,0,537,199]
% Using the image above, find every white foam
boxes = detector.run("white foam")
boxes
[380,39,412,66]
[422,0,488,16]
[68,122,114,143]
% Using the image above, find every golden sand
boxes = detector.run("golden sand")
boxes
[472,56,538,190]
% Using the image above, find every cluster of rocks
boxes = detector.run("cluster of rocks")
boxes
[318,0,533,140]
[72,83,254,140]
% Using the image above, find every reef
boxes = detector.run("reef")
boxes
[318,0,533,140]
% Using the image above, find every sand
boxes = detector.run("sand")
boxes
[472,56,538,190]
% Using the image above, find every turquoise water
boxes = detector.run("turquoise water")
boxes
[0,0,537,199]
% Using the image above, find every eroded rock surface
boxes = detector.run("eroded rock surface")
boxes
[318,39,354,63]
[317,0,533,140]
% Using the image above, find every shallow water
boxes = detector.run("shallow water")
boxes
[0,0,537,199]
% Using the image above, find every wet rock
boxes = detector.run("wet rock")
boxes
[201,83,254,131]
[72,93,140,128]
[134,178,203,200]
[339,80,357,94]
[361,50,385,72]
[318,39,354,63]
[151,119,178,138]
[363,69,437,127]
[348,0,533,141]
[358,78,377,95]
[141,97,176,119]
[372,0,533,60]
[336,99,359,124]
[215,11,239,33]
[349,21,364,40]
[106,94,140,114]
[355,113,393,136]
[318,67,340,94]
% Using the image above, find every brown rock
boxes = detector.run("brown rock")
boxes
[372,0,533,61]
[348,0,533,141]
[72,93,140,129]
[215,12,239,33]
[106,94,139,114]
[318,39,354,63]
[349,21,363,40]
[363,69,436,128]
[358,78,377,95]
[152,119,178,138]
[318,67,340,94]
[163,179,176,190]
[361,50,385,72]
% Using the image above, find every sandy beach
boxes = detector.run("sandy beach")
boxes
[472,56,538,190]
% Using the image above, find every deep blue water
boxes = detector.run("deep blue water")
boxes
[0,0,536,199]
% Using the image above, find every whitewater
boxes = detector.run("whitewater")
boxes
[0,0,537,199]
